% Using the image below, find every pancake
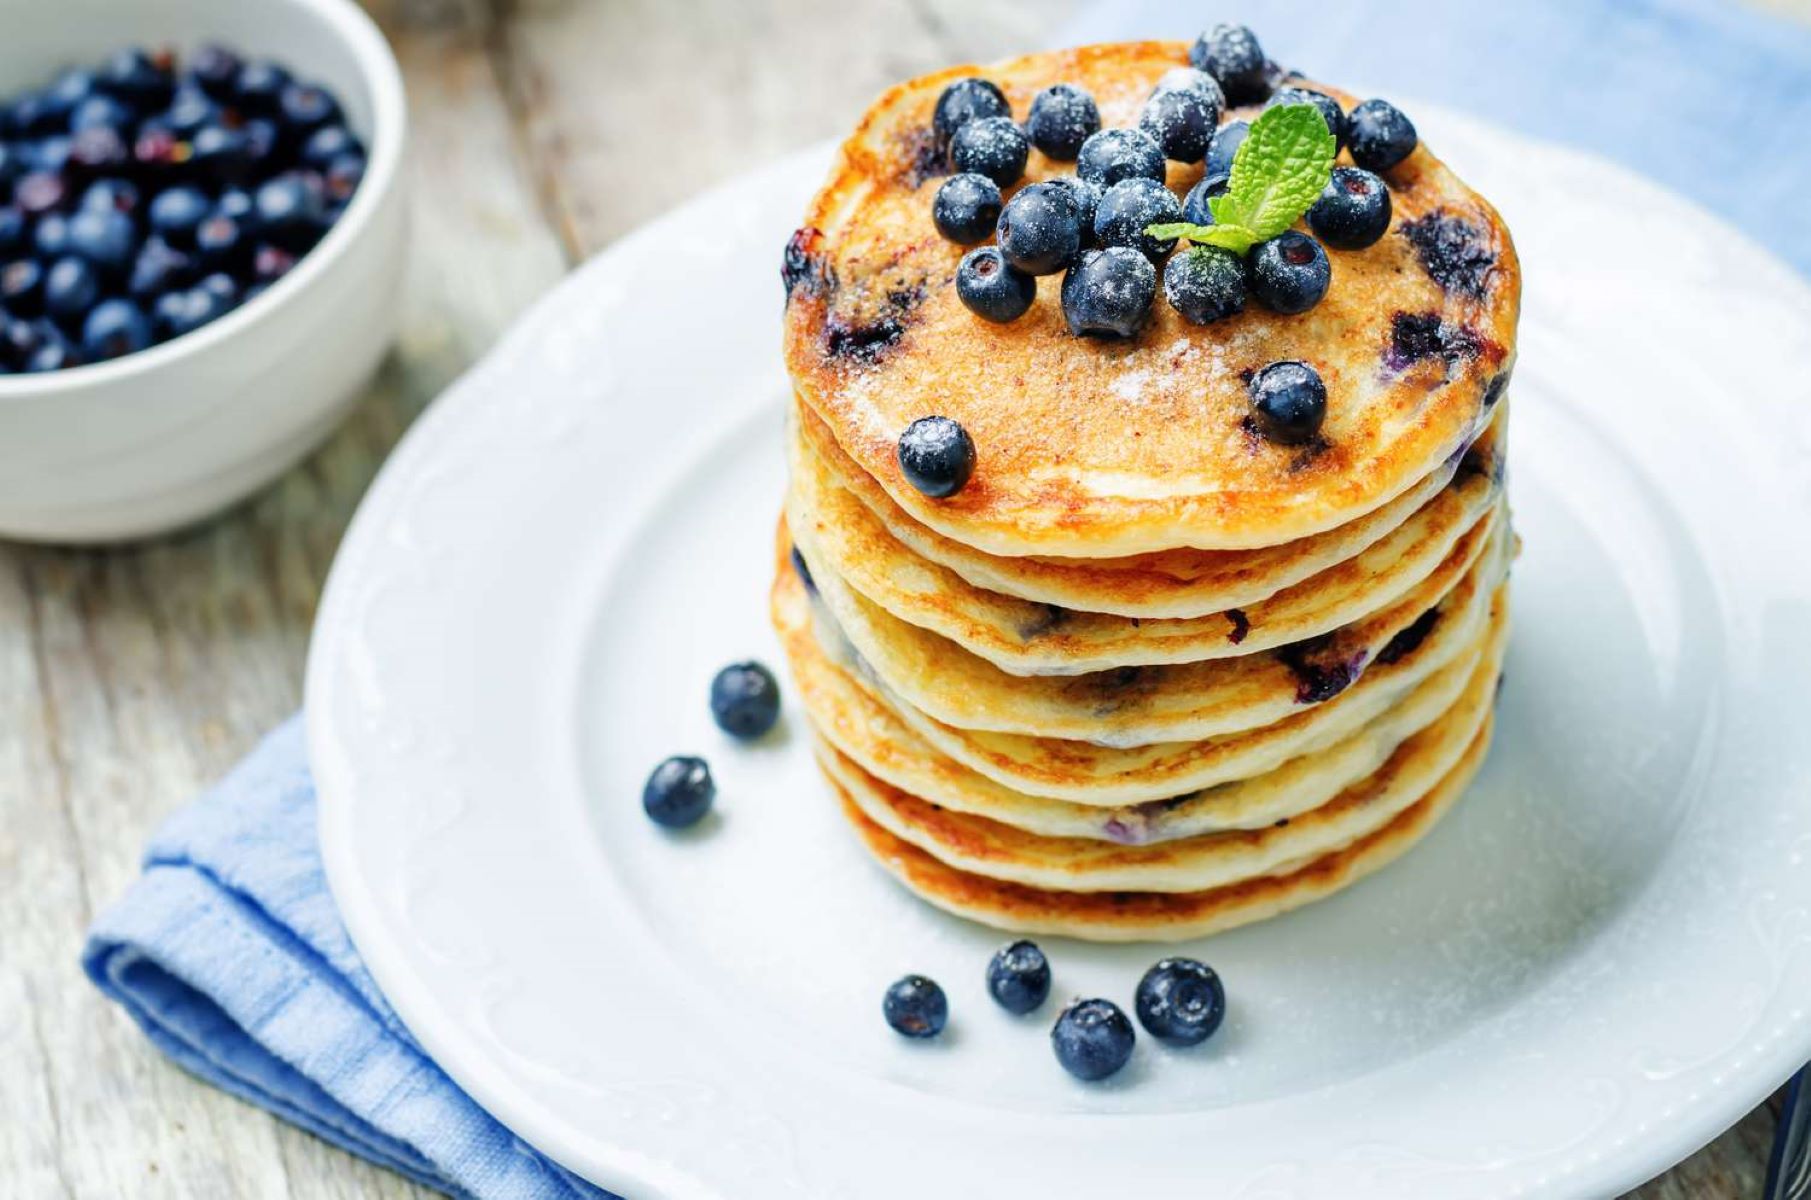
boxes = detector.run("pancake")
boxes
[869,572,1510,805]
[836,714,1494,942]
[792,503,1504,743]
[797,398,1506,619]
[783,42,1519,557]
[773,548,1508,840]
[787,401,1504,674]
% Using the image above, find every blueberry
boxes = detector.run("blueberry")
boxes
[323,153,366,204]
[149,186,211,248]
[1134,957,1226,1046]
[1046,176,1102,238]
[15,171,69,216]
[949,116,1027,187]
[0,318,45,369]
[1051,998,1135,1081]
[1076,128,1165,188]
[152,286,228,340]
[167,84,219,135]
[709,660,781,739]
[931,172,1001,245]
[43,68,98,122]
[1203,120,1249,178]
[27,136,72,173]
[252,243,298,283]
[240,118,281,172]
[1025,83,1099,161]
[985,940,1051,1015]
[253,174,326,249]
[217,188,255,223]
[187,43,243,100]
[1151,67,1219,97]
[1181,172,1229,225]
[1248,230,1330,314]
[70,93,135,133]
[1347,99,1418,172]
[66,126,129,176]
[0,260,44,316]
[1248,360,1327,444]
[190,125,253,186]
[1060,246,1155,339]
[235,60,292,115]
[0,206,23,257]
[996,181,1082,275]
[955,245,1035,323]
[23,325,82,372]
[34,214,71,258]
[99,48,173,108]
[195,212,249,271]
[132,126,183,173]
[1268,87,1346,150]
[641,755,715,828]
[198,271,240,311]
[883,975,948,1038]
[1308,166,1392,250]
[1189,23,1273,105]
[81,298,152,362]
[44,257,99,326]
[932,78,1009,146]
[279,82,340,135]
[81,179,141,216]
[65,207,138,277]
[128,237,195,301]
[897,415,976,498]
[1092,177,1181,262]
[301,124,361,168]
[1139,85,1220,162]
[1164,246,1246,324]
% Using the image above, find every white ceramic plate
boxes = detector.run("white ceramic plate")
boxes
[308,110,1811,1200]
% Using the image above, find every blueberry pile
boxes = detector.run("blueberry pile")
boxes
[885,942,1227,1083]
[0,45,365,373]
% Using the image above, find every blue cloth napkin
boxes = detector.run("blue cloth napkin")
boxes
[1063,0,1811,277]
[83,4,1811,1199]
[82,717,612,1200]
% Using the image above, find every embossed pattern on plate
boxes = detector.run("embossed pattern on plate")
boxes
[308,112,1811,1199]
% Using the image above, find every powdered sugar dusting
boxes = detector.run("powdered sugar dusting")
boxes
[1110,369,1153,403]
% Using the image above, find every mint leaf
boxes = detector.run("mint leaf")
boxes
[1212,103,1335,242]
[1143,103,1334,256]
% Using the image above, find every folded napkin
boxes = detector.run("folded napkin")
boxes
[1063,0,1811,277]
[84,4,1811,1199]
[82,717,613,1200]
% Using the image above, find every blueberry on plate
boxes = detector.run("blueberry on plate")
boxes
[1060,246,1156,339]
[1075,128,1165,189]
[1308,166,1392,250]
[1139,85,1220,162]
[932,77,1009,146]
[1189,23,1272,105]
[1051,997,1135,1081]
[883,975,948,1039]
[986,940,1051,1015]
[81,298,151,362]
[149,186,212,249]
[1092,177,1182,262]
[1181,172,1229,225]
[1346,98,1418,172]
[710,660,781,739]
[43,257,100,325]
[897,415,977,498]
[1248,360,1328,444]
[65,207,138,277]
[1248,230,1330,314]
[1134,957,1226,1046]
[949,116,1028,187]
[997,180,1082,276]
[955,245,1036,323]
[1164,246,1246,324]
[1025,83,1099,161]
[1203,119,1249,179]
[1040,176,1100,239]
[642,754,715,828]
[931,172,1001,245]
[1268,86,1346,150]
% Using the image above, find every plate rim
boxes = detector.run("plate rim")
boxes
[307,111,1811,1199]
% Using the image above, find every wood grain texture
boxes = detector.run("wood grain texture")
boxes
[0,1,1789,1196]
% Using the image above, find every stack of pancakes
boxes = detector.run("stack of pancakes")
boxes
[773,43,1520,942]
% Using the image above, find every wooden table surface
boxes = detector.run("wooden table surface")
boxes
[0,1,1797,1196]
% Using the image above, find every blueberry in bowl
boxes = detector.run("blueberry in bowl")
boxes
[0,0,406,544]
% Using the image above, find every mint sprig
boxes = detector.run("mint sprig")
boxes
[1146,102,1336,255]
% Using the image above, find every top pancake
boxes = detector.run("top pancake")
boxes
[783,41,1520,557]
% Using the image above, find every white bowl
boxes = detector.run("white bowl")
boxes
[0,0,407,543]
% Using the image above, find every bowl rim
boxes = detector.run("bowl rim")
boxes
[0,0,408,400]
